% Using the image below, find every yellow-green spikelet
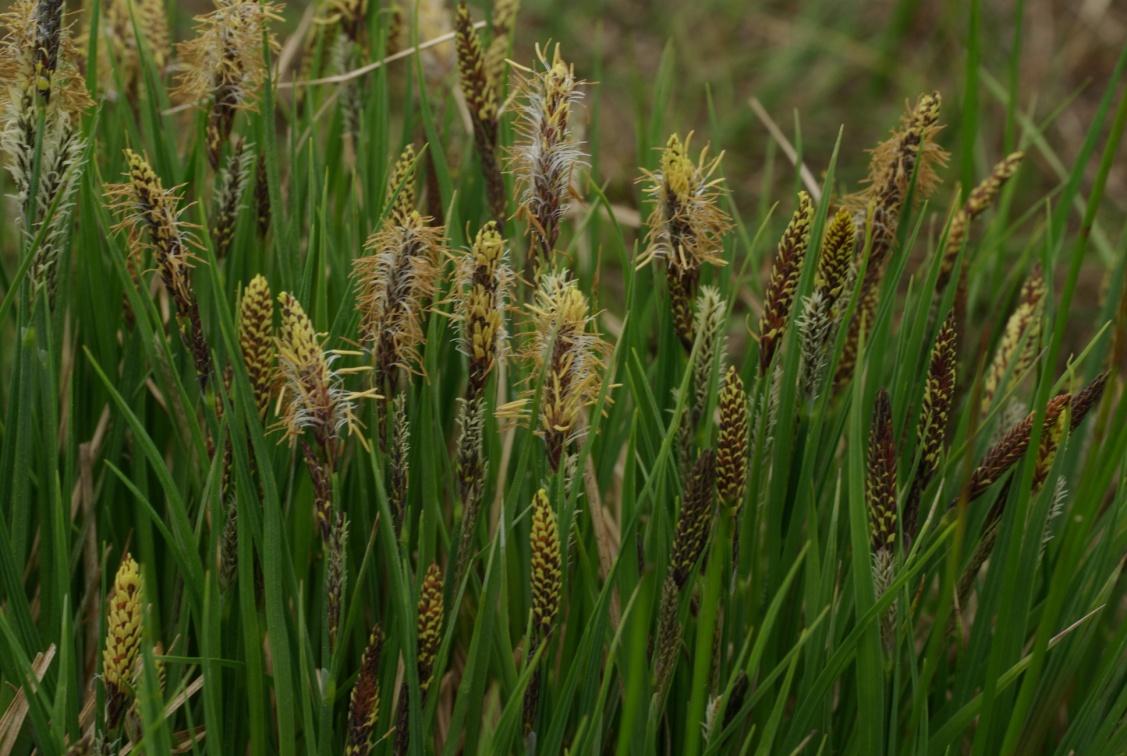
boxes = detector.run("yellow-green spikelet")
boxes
[530,489,561,634]
[386,144,417,222]
[238,274,275,415]
[103,553,143,726]
[715,366,749,508]
[416,563,444,693]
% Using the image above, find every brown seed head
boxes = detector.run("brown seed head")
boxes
[968,393,1070,501]
[939,151,1023,287]
[816,207,856,308]
[867,390,897,552]
[345,625,384,756]
[758,191,814,374]
[670,450,716,588]
[455,221,512,398]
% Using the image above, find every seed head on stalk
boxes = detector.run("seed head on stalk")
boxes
[455,2,505,225]
[509,43,587,276]
[520,271,608,471]
[638,132,731,351]
[837,93,947,387]
[345,625,384,756]
[757,191,814,375]
[238,274,276,416]
[715,366,749,509]
[904,314,957,539]
[103,553,143,731]
[353,207,444,394]
[981,266,1046,414]
[485,0,520,92]
[107,149,212,390]
[175,0,281,169]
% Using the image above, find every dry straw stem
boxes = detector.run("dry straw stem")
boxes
[905,314,957,539]
[981,266,1046,414]
[509,43,586,277]
[108,149,212,389]
[523,271,608,471]
[103,553,142,731]
[175,0,281,169]
[716,366,749,509]
[345,625,384,756]
[758,190,814,374]
[867,390,897,554]
[238,274,276,416]
[938,150,1024,290]
[454,2,505,226]
[638,132,731,351]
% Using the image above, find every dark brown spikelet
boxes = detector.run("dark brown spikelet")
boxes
[454,3,505,226]
[345,625,384,756]
[33,0,62,102]
[715,366,749,509]
[867,390,897,553]
[389,394,410,531]
[967,393,1070,502]
[108,149,212,390]
[1070,371,1108,431]
[326,513,348,648]
[212,140,254,258]
[671,450,716,588]
[238,274,275,416]
[905,315,957,537]
[758,191,814,374]
[302,442,333,543]
[254,153,271,239]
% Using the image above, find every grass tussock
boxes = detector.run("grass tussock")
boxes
[1,1,1127,755]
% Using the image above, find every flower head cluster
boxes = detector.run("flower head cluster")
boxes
[275,291,373,448]
[522,271,607,470]
[509,44,587,273]
[639,132,731,350]
[103,553,143,729]
[454,221,513,398]
[175,0,281,168]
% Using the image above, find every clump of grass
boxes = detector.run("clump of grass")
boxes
[4,3,1127,755]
